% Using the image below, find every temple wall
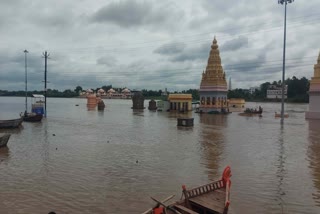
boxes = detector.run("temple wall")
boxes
[309,93,320,112]
[305,53,320,120]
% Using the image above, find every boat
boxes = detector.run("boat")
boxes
[275,112,289,118]
[239,107,263,117]
[21,112,43,122]
[0,117,23,129]
[143,166,231,214]
[0,133,11,147]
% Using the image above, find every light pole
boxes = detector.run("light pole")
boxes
[278,0,294,125]
[24,49,28,113]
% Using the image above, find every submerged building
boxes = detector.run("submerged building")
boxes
[168,94,192,112]
[199,37,228,113]
[306,52,320,119]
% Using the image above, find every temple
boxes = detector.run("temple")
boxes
[199,37,228,113]
[306,52,320,119]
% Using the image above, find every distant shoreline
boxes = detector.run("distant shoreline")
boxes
[0,95,308,103]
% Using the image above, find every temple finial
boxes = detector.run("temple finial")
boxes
[213,36,217,44]
[318,50,320,63]
[212,36,218,49]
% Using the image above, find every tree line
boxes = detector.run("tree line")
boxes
[227,76,309,103]
[0,76,310,102]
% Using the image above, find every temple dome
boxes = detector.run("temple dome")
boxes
[122,88,131,93]
[107,88,115,93]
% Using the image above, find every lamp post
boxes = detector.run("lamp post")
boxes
[24,49,28,113]
[278,0,294,125]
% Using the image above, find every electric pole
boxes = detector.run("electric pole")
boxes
[24,50,28,113]
[278,0,294,125]
[42,51,50,117]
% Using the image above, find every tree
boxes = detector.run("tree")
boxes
[74,86,83,94]
[102,85,112,92]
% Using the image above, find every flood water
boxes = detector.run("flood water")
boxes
[0,97,320,214]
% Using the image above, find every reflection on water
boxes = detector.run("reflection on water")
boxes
[199,115,227,179]
[0,147,10,162]
[276,127,286,213]
[307,120,320,206]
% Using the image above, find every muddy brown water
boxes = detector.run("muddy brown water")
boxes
[0,97,319,214]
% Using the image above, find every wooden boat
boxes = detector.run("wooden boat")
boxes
[0,133,11,148]
[239,107,262,117]
[143,166,231,214]
[275,112,289,118]
[0,117,23,128]
[22,112,43,122]
[22,94,44,122]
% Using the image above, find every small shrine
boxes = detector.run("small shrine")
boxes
[148,99,157,111]
[131,91,145,109]
[306,52,320,119]
[199,37,228,113]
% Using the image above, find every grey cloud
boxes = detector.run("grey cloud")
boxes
[154,42,186,55]
[170,42,210,62]
[220,36,248,52]
[97,56,118,67]
[32,13,74,29]
[92,0,159,27]
[91,0,184,28]
[225,52,267,73]
[0,0,319,91]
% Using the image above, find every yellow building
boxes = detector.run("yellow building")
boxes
[228,98,245,112]
[168,94,192,112]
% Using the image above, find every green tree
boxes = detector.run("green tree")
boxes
[74,86,83,94]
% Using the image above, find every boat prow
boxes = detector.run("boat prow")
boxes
[0,134,11,147]
[143,166,232,214]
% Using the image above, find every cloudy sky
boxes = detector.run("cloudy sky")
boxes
[0,0,319,91]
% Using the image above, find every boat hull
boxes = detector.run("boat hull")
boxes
[0,117,23,128]
[0,134,11,147]
[23,114,43,122]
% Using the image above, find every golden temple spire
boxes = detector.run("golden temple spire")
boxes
[200,37,227,88]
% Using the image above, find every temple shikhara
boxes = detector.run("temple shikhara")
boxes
[199,37,228,113]
[306,52,320,119]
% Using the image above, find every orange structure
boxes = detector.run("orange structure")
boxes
[87,94,97,110]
